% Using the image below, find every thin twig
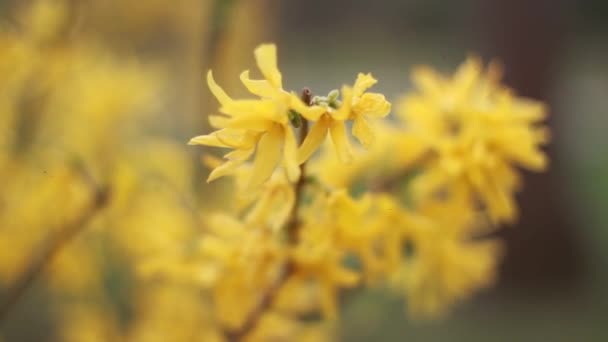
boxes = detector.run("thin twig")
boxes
[0,169,109,324]
[223,88,312,342]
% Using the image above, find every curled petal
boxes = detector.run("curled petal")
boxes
[297,115,330,164]
[329,120,353,163]
[254,44,282,88]
[207,70,232,106]
[352,73,378,98]
[353,93,391,118]
[240,70,278,98]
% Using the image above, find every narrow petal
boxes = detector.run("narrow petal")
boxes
[353,73,377,98]
[222,116,275,132]
[215,129,251,148]
[254,44,282,88]
[329,120,354,163]
[248,125,283,189]
[240,70,278,98]
[207,70,232,106]
[190,128,246,148]
[297,115,330,164]
[282,125,301,182]
[224,147,254,161]
[207,159,242,182]
[189,134,228,147]
[353,93,391,118]
[352,116,375,149]
[208,115,230,128]
[412,66,443,98]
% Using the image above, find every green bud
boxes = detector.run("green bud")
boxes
[327,89,340,102]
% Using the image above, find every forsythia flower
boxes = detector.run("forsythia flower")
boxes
[399,57,549,223]
[191,44,391,191]
[298,73,391,164]
[189,44,324,189]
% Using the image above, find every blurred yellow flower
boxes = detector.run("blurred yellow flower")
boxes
[399,57,549,223]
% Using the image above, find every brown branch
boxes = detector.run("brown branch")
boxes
[223,88,312,342]
[0,170,109,324]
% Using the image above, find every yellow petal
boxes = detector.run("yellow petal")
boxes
[218,130,260,150]
[224,148,254,161]
[240,70,278,98]
[254,43,282,89]
[353,93,391,118]
[412,66,443,98]
[329,120,353,163]
[352,116,375,149]
[188,134,227,147]
[248,125,283,189]
[297,115,330,164]
[207,159,241,182]
[282,125,301,182]
[189,129,248,148]
[352,73,377,98]
[332,85,353,120]
[208,115,229,128]
[207,70,232,106]
[453,56,482,90]
[221,115,275,132]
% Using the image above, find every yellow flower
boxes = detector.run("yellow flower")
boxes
[297,73,391,164]
[190,44,324,190]
[387,195,502,318]
[399,57,549,223]
[198,213,287,329]
[289,231,360,319]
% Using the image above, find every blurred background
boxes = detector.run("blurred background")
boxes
[0,0,607,341]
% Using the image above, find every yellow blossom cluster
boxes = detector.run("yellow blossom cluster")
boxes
[181,44,549,339]
[0,0,550,340]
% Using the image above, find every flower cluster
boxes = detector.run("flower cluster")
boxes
[179,45,550,340]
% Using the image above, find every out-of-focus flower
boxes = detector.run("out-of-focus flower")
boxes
[399,57,549,223]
